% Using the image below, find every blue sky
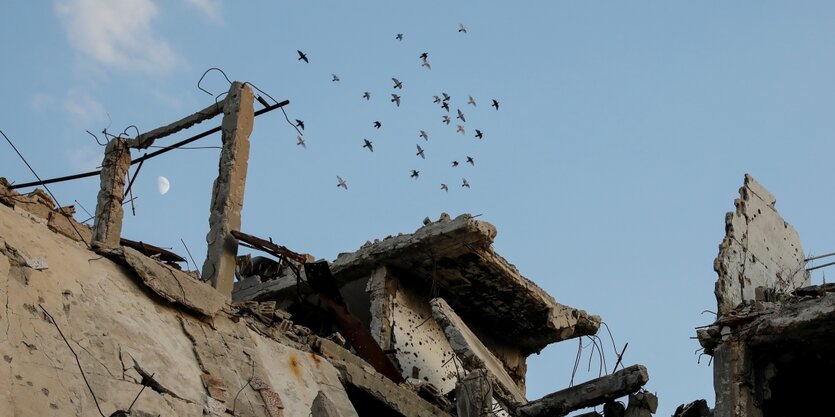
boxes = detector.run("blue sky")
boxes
[3,2,835,415]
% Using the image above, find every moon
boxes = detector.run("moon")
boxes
[157,176,170,195]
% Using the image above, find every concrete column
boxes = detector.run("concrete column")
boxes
[202,82,254,297]
[92,137,131,248]
[713,341,761,417]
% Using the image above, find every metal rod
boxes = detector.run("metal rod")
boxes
[807,260,835,271]
[9,100,289,190]
[805,251,835,262]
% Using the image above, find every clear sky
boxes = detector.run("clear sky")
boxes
[3,2,835,415]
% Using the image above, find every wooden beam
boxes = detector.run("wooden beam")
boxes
[517,365,649,417]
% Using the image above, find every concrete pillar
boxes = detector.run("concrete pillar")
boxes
[92,137,131,248]
[456,369,493,417]
[713,341,761,417]
[202,82,254,297]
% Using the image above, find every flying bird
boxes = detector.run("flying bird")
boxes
[452,160,459,167]
[373,121,381,129]
[433,95,441,104]
[474,129,483,139]
[421,61,431,70]
[419,130,429,141]
[456,125,465,135]
[456,109,466,122]
[410,170,420,179]
[391,94,401,107]
[468,96,477,107]
[363,138,374,152]
[295,119,305,130]
[297,50,309,63]
[396,33,403,41]
[492,99,499,110]
[442,115,451,125]
[441,184,449,192]
[392,78,403,89]
[296,135,306,149]
[416,144,425,159]
[462,178,470,188]
[442,92,451,102]
[466,156,474,165]
[336,176,347,189]
[441,102,450,112]
[419,52,428,61]
[363,91,371,100]
[332,74,340,82]
[458,23,467,33]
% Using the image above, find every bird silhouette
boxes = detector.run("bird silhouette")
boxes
[458,23,467,33]
[466,156,474,165]
[373,121,381,129]
[419,130,429,141]
[332,74,340,82]
[441,102,450,112]
[295,119,305,130]
[456,125,465,135]
[297,50,309,63]
[396,33,403,41]
[392,78,403,89]
[416,144,425,159]
[391,94,401,107]
[441,184,449,192]
[410,170,420,179]
[442,92,451,102]
[492,99,499,110]
[296,136,306,149]
[419,52,428,61]
[433,95,441,104]
[468,96,477,107]
[452,160,459,167]
[363,91,371,100]
[363,139,374,152]
[421,61,431,70]
[456,109,466,122]
[462,178,470,188]
[337,176,347,189]
[442,115,451,125]
[474,129,483,139]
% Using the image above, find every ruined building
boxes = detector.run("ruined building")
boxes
[680,174,834,417]
[0,82,657,416]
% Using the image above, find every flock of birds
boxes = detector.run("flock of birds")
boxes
[291,23,500,193]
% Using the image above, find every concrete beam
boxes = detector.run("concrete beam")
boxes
[430,297,526,406]
[202,82,254,297]
[92,137,131,248]
[128,99,225,149]
[517,365,649,417]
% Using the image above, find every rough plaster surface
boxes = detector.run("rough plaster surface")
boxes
[714,174,809,315]
[430,297,526,405]
[203,81,255,297]
[387,276,458,393]
[332,213,600,354]
[0,200,365,417]
[253,332,358,417]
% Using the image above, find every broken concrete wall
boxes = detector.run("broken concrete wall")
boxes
[714,174,809,315]
[0,199,370,417]
[366,266,458,393]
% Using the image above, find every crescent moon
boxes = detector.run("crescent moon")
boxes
[157,176,170,195]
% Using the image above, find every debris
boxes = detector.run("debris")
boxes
[25,257,48,270]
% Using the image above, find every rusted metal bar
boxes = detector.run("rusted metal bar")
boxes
[9,100,289,190]
[230,230,308,264]
[120,237,186,263]
[305,261,405,383]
